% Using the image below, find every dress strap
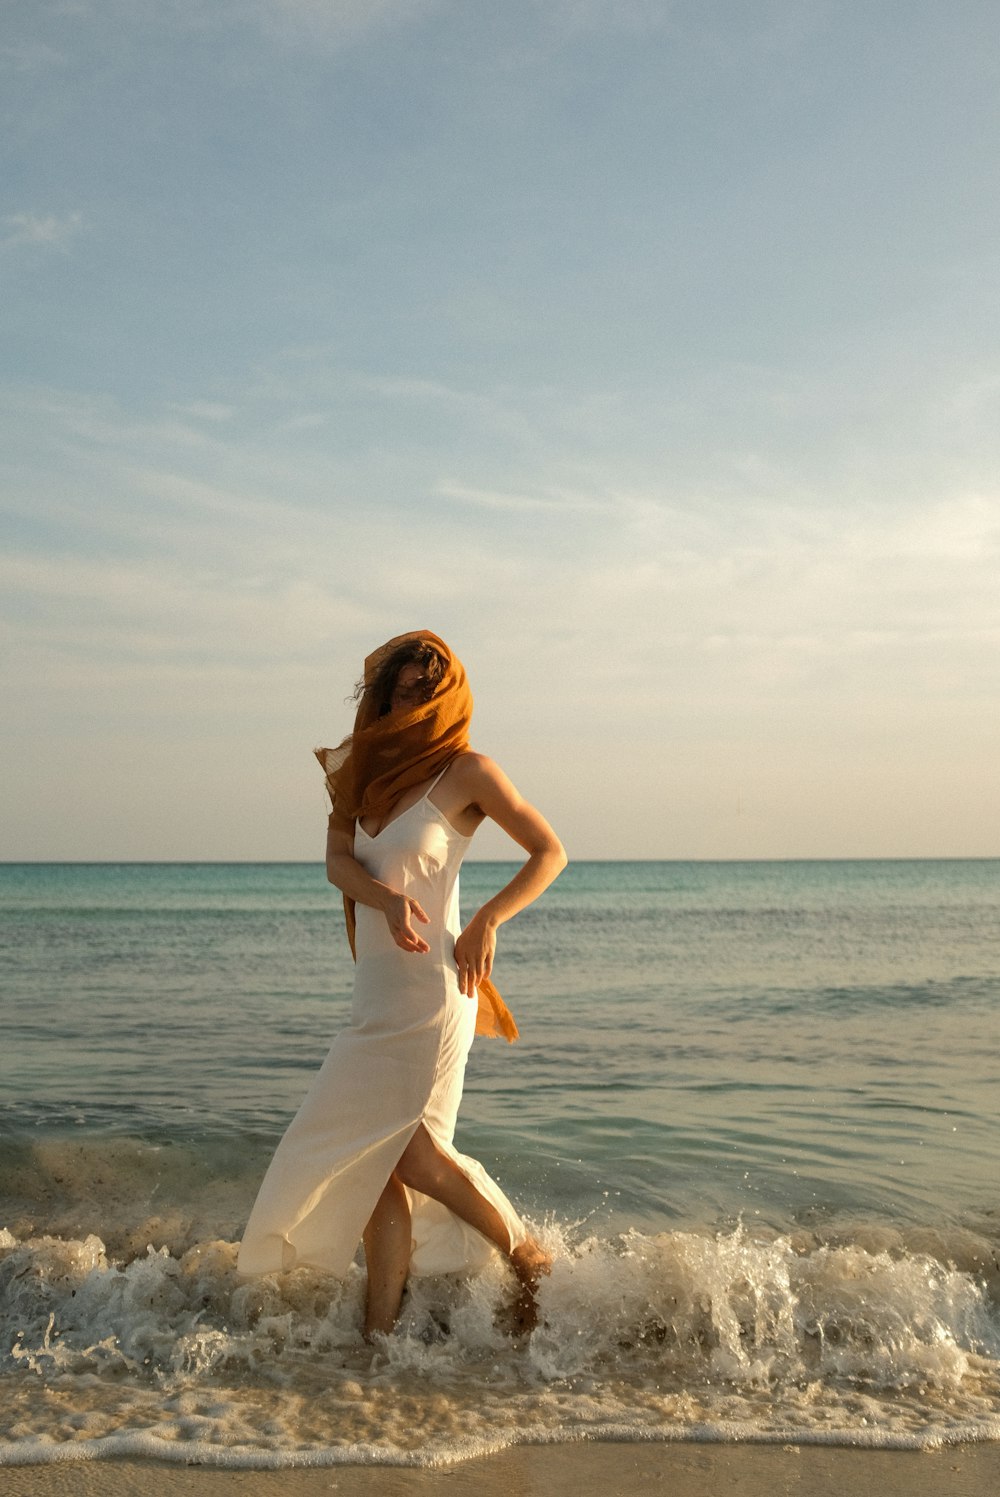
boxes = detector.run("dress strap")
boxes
[424,759,455,799]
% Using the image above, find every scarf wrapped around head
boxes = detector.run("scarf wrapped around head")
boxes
[315,630,518,1043]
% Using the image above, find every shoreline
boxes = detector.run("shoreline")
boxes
[4,1442,1000,1497]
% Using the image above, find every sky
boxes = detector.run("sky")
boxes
[2,0,999,861]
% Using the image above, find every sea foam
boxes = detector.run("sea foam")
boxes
[3,1220,999,1467]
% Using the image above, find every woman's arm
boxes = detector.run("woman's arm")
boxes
[326,826,431,955]
[449,754,567,997]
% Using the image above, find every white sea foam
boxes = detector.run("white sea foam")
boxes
[2,1220,999,1467]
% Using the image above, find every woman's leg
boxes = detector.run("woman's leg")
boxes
[362,1172,412,1339]
[395,1124,514,1252]
[395,1124,551,1326]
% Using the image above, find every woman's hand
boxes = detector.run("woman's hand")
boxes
[385,894,431,954]
[326,828,431,954]
[454,913,497,997]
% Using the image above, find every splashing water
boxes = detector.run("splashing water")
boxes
[2,1218,999,1467]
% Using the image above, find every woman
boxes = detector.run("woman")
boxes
[238,630,567,1338]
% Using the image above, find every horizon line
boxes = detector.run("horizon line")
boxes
[2,855,998,867]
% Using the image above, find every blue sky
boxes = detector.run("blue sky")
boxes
[3,0,999,859]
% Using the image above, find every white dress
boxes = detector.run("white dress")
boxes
[237,776,526,1279]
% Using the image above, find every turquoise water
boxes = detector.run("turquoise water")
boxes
[2,860,1000,1464]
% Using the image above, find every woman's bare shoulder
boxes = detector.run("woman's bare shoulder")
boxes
[449,751,510,792]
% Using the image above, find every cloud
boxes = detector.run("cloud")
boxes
[5,377,998,724]
[0,41,69,71]
[535,0,675,36]
[436,481,604,514]
[892,492,1000,561]
[248,0,442,47]
[164,402,236,424]
[0,551,372,672]
[2,211,83,252]
[3,375,998,857]
[351,372,538,444]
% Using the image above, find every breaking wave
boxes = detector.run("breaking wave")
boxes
[3,1217,1000,1467]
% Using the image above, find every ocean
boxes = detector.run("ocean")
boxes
[2,859,999,1467]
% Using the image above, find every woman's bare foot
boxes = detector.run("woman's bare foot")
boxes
[509,1237,552,1335]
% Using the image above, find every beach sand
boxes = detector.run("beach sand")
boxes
[4,1443,1000,1497]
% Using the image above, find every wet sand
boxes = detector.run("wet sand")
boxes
[4,1442,1000,1497]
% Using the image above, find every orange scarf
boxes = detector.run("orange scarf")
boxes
[315,630,518,1043]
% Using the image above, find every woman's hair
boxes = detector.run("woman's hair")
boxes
[355,638,447,718]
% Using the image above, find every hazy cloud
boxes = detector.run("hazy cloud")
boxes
[2,211,83,252]
[164,402,237,424]
[249,0,442,46]
[436,482,605,514]
[0,41,70,71]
